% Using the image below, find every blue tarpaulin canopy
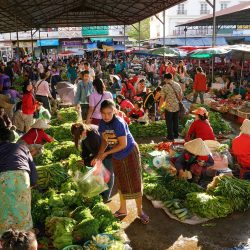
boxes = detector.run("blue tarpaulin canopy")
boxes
[86,43,98,51]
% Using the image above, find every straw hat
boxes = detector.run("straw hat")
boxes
[31,119,50,130]
[240,119,250,135]
[192,107,208,116]
[184,138,211,156]
[204,140,221,152]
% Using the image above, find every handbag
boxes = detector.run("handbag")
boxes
[168,83,188,118]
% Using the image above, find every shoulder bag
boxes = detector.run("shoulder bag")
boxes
[168,83,188,118]
[90,93,104,120]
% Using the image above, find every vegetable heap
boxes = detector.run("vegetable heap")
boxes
[129,121,166,138]
[186,192,234,219]
[207,175,250,211]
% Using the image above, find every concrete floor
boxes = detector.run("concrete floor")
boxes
[108,193,250,250]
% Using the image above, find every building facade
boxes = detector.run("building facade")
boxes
[0,26,126,59]
[150,0,250,45]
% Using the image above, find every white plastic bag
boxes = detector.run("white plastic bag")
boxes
[73,161,110,198]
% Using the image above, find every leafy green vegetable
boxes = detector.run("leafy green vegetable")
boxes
[207,175,250,211]
[208,112,231,134]
[129,121,166,138]
[45,217,76,249]
[57,107,79,124]
[186,192,233,219]
[164,178,204,200]
[46,123,73,141]
[92,203,120,233]
[52,141,78,161]
[34,149,53,165]
[31,190,51,226]
[73,216,99,243]
[36,162,68,190]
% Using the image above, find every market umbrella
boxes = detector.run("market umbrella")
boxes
[228,44,250,86]
[188,47,229,59]
[150,47,180,57]
[189,47,230,82]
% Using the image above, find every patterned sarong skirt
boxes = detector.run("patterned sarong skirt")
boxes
[0,170,33,236]
[112,145,142,200]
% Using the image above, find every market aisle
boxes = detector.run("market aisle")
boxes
[108,192,250,250]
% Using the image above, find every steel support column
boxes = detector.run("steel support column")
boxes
[31,29,34,58]
[38,28,41,58]
[139,21,141,51]
[15,15,20,59]
[163,10,166,60]
[123,24,126,52]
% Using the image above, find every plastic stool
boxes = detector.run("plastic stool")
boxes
[239,167,250,179]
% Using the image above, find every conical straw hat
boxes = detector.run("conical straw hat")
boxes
[31,119,50,129]
[184,138,211,156]
[204,140,221,152]
[240,119,250,135]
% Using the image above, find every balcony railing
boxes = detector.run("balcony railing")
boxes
[177,10,187,15]
[200,9,210,15]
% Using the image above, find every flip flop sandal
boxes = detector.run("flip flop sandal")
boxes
[113,211,127,218]
[139,214,150,224]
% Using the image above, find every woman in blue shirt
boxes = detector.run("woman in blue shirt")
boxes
[93,99,149,224]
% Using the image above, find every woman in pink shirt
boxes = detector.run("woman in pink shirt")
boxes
[34,73,53,113]
[86,78,113,125]
[116,94,134,114]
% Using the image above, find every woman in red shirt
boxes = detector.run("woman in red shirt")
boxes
[185,107,215,142]
[232,119,250,168]
[128,102,144,121]
[20,119,54,145]
[116,94,134,114]
[120,81,136,102]
[193,67,207,104]
[22,82,37,132]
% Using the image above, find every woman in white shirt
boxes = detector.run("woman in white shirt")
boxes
[34,73,53,113]
[86,78,113,126]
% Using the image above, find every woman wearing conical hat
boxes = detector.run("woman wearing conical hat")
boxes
[174,138,214,182]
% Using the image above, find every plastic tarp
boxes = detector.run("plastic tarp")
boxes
[56,81,76,105]
[86,43,98,51]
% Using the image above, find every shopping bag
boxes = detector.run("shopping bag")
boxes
[72,161,110,198]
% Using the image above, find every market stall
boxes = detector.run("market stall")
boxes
[139,141,250,225]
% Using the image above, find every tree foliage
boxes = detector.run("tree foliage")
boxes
[127,18,150,41]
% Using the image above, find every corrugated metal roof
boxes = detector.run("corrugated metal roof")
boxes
[0,0,184,33]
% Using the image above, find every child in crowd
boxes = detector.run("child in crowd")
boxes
[0,229,38,250]
[128,101,144,121]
